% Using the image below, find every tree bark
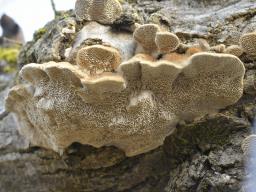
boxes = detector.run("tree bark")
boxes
[1,0,256,191]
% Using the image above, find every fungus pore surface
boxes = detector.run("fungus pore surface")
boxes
[155,32,180,54]
[75,0,123,24]
[6,50,245,156]
[5,12,246,156]
[240,32,256,57]
[224,45,244,57]
[133,24,160,52]
[76,45,121,74]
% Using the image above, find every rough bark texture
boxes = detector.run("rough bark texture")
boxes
[1,0,256,191]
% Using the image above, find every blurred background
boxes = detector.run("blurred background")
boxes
[0,0,74,41]
[0,0,75,83]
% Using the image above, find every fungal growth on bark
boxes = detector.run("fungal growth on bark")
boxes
[133,24,161,52]
[224,45,244,57]
[3,7,247,157]
[240,32,256,57]
[76,45,122,74]
[133,23,181,55]
[155,32,180,54]
[68,21,136,63]
[75,0,123,24]
[6,48,245,156]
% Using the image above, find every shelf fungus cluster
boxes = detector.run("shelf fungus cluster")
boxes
[5,1,246,157]
[133,23,180,54]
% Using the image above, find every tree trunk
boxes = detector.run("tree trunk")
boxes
[1,0,256,191]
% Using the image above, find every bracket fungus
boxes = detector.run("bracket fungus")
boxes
[224,45,244,57]
[133,24,161,52]
[70,22,136,62]
[240,32,256,57]
[133,24,181,55]
[6,49,245,156]
[75,0,123,24]
[4,14,246,157]
[76,45,122,74]
[155,32,180,54]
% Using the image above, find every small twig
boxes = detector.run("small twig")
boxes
[50,0,58,18]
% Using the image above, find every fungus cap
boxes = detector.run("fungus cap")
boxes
[155,31,180,54]
[75,0,123,24]
[76,45,122,75]
[240,32,256,56]
[224,45,244,57]
[6,52,245,157]
[133,24,160,51]
[183,53,244,78]
[170,52,245,120]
